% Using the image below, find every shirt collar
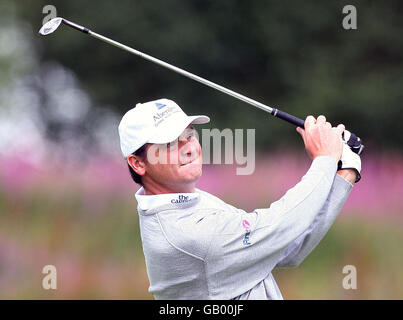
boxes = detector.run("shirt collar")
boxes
[135,187,200,211]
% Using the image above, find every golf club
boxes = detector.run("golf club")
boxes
[39,17,364,155]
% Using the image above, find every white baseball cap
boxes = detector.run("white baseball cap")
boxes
[118,98,210,158]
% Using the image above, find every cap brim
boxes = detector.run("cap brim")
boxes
[189,115,210,125]
[148,115,210,144]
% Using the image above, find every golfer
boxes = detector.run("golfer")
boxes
[118,98,361,299]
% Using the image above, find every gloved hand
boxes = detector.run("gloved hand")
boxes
[337,142,362,183]
[342,130,364,155]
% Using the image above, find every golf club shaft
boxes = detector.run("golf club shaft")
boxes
[60,18,364,155]
[61,19,305,128]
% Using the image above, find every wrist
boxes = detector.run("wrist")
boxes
[313,153,340,162]
[337,169,358,185]
[338,142,362,183]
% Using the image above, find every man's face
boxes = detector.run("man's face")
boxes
[142,125,202,191]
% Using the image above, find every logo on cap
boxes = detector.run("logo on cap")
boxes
[156,103,167,110]
[152,103,180,127]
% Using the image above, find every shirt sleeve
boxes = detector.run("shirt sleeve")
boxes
[204,156,338,298]
[275,174,353,268]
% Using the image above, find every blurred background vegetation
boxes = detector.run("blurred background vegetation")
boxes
[0,0,402,299]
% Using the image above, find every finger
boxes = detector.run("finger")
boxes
[296,127,306,143]
[296,126,305,135]
[305,115,316,129]
[335,123,345,135]
[325,122,332,129]
[317,115,326,126]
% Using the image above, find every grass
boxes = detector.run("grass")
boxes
[0,152,402,299]
[273,217,403,299]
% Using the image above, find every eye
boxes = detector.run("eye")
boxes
[167,140,178,148]
[186,127,196,140]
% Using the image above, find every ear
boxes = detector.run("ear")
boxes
[127,154,146,176]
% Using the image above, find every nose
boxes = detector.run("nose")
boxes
[179,136,200,161]
[179,136,196,155]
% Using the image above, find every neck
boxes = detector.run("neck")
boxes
[142,179,196,195]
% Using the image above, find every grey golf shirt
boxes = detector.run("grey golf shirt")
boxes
[135,156,353,299]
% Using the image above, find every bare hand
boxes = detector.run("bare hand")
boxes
[296,115,345,162]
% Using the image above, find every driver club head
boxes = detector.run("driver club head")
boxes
[38,17,63,36]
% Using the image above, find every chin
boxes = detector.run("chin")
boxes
[180,164,202,182]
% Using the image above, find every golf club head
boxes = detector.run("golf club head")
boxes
[38,17,63,36]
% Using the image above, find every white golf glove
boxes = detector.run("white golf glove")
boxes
[338,142,362,183]
[342,129,364,155]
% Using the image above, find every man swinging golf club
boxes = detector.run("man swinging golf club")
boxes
[118,98,362,300]
[39,17,363,299]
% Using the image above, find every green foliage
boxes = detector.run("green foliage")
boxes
[14,0,403,151]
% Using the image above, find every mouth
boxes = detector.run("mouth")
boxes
[180,155,200,167]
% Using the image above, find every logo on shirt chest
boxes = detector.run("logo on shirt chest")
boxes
[171,195,190,204]
[242,219,251,246]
